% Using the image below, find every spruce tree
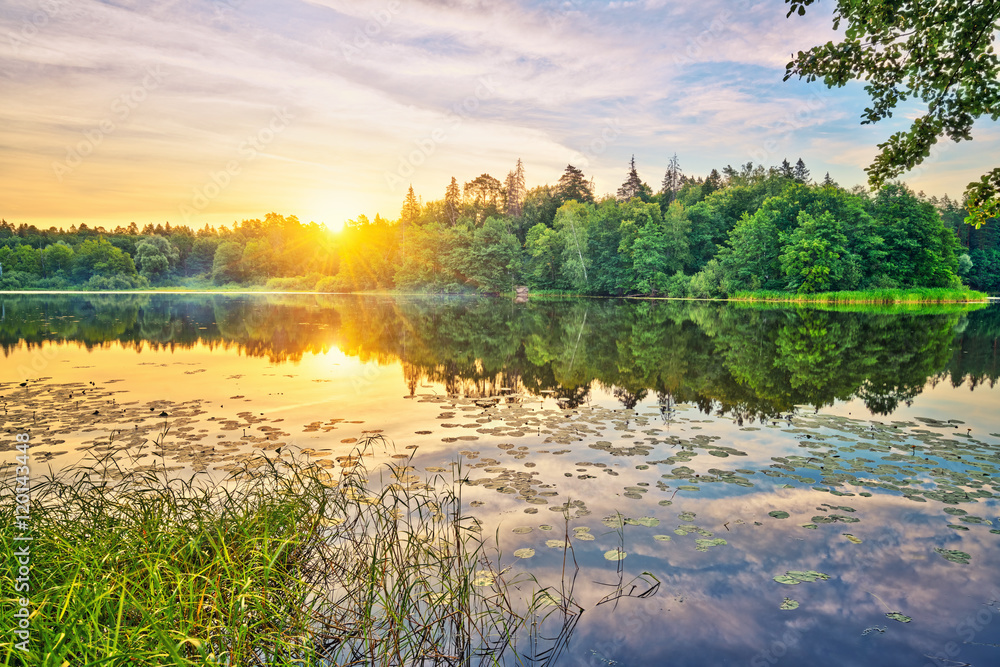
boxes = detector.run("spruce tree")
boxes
[661,153,682,203]
[617,155,644,202]
[445,177,461,226]
[556,165,594,204]
[794,158,811,184]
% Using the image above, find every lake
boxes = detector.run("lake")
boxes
[2,293,999,666]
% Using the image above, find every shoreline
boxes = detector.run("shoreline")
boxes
[0,287,993,304]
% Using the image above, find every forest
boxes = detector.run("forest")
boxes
[1,157,998,295]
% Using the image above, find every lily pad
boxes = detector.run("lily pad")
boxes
[624,516,660,528]
[472,571,495,587]
[768,511,790,519]
[514,548,535,559]
[774,570,830,585]
[885,611,912,623]
[695,538,727,551]
[933,547,971,564]
[604,548,627,561]
[843,533,863,544]
[780,598,800,610]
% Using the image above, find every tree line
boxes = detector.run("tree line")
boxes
[1,156,996,294]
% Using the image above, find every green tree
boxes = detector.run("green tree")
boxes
[869,184,960,287]
[618,199,687,295]
[793,158,810,184]
[779,211,849,293]
[212,241,244,284]
[555,165,594,205]
[42,242,74,277]
[505,159,526,218]
[71,238,138,283]
[586,200,629,295]
[660,153,682,205]
[445,177,461,226]
[785,0,1000,225]
[468,217,521,292]
[715,206,783,291]
[525,223,564,289]
[701,169,723,199]
[464,174,504,223]
[133,235,180,281]
[553,200,591,291]
[617,155,649,202]
[401,185,421,227]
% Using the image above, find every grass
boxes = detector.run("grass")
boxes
[0,437,573,666]
[730,287,989,305]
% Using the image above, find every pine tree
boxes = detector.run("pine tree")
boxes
[661,153,682,203]
[793,158,810,184]
[445,177,461,226]
[617,155,643,202]
[701,169,722,198]
[780,159,794,179]
[401,185,421,227]
[556,165,594,204]
[822,172,837,187]
[504,159,526,218]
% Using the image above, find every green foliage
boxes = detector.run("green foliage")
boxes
[779,211,849,293]
[870,184,961,288]
[134,235,180,281]
[785,0,1000,225]
[468,217,522,292]
[555,164,594,205]
[211,240,244,284]
[42,241,74,277]
[72,238,139,283]
[715,207,783,292]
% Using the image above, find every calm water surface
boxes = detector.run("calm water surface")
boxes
[2,294,999,666]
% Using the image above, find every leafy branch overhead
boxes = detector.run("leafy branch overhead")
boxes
[784,0,1000,226]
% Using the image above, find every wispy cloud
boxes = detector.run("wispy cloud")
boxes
[0,0,989,229]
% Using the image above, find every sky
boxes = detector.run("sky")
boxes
[1,0,996,232]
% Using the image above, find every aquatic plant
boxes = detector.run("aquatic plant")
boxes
[0,436,571,666]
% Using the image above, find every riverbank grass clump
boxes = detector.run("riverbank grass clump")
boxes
[0,439,539,666]
[731,287,988,304]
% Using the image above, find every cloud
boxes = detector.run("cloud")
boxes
[0,0,990,228]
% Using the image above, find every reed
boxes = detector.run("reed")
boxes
[730,287,988,304]
[0,436,565,666]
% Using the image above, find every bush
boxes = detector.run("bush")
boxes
[662,270,692,298]
[0,270,31,290]
[264,273,324,291]
[84,274,150,291]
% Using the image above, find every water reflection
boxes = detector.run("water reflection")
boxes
[2,294,996,419]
